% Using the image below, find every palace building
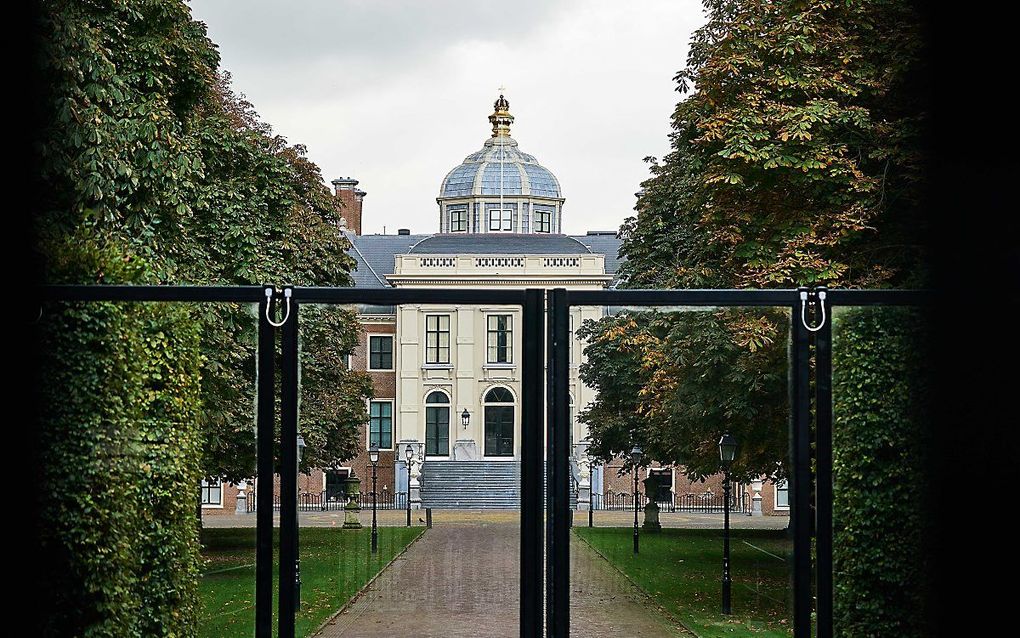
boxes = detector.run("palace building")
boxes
[335,94,619,510]
[201,95,789,519]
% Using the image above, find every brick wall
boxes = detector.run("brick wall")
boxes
[601,457,726,499]
[202,317,399,517]
[597,457,789,517]
[332,177,365,235]
[201,481,243,516]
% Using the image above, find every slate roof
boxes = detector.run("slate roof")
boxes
[408,233,593,255]
[345,232,431,288]
[569,233,624,276]
[345,231,624,289]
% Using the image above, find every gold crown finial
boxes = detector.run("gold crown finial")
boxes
[489,91,513,138]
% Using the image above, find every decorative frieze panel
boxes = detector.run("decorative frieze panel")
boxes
[475,257,525,268]
[419,257,458,268]
[542,257,580,268]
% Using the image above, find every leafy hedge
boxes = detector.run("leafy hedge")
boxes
[832,307,929,637]
[38,236,203,637]
[35,0,372,632]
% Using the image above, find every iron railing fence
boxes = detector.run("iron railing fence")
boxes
[246,489,408,512]
[42,283,927,638]
[589,490,750,513]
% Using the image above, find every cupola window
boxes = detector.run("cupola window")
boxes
[535,210,552,233]
[488,209,513,232]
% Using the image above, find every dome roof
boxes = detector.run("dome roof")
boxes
[439,94,562,199]
[440,139,562,198]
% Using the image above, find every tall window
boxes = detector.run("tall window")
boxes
[775,480,789,509]
[201,480,222,506]
[425,392,450,456]
[488,209,513,231]
[368,335,393,370]
[484,387,515,457]
[450,209,467,232]
[535,210,552,233]
[425,315,450,364]
[369,400,393,449]
[487,314,513,363]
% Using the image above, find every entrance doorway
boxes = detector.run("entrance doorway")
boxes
[484,387,515,456]
[425,391,450,456]
[325,468,350,504]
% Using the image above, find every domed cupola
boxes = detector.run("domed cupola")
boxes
[437,94,564,234]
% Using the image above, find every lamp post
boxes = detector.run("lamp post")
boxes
[295,434,306,611]
[718,432,738,615]
[631,445,642,554]
[405,443,414,527]
[461,408,470,430]
[369,445,379,554]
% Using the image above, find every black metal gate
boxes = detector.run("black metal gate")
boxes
[40,284,927,638]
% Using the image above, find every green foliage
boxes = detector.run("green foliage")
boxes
[37,0,371,480]
[832,307,928,637]
[622,0,928,290]
[38,234,203,637]
[35,0,372,632]
[298,305,375,470]
[583,0,927,479]
[579,309,788,482]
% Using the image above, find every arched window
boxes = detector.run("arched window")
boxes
[485,387,514,403]
[484,386,515,457]
[425,391,450,457]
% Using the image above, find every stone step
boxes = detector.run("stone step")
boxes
[421,461,521,509]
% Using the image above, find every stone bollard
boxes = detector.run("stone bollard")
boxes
[642,501,662,532]
[750,478,763,516]
[342,477,363,529]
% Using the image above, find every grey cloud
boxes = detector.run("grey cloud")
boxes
[190,0,562,68]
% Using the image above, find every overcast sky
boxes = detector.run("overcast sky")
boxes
[188,0,705,236]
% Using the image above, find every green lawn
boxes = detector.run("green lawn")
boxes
[575,527,793,638]
[199,526,424,638]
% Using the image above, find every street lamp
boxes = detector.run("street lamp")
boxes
[461,409,471,429]
[718,432,738,615]
[631,445,642,554]
[295,434,306,611]
[369,445,379,553]
[405,443,414,527]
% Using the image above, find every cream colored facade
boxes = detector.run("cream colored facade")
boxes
[389,255,608,461]
[339,94,623,508]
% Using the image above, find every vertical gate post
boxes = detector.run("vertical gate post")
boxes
[255,289,276,638]
[278,291,299,638]
[545,288,570,638]
[791,288,813,637]
[521,289,544,638]
[814,287,833,638]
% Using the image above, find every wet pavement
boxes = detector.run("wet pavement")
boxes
[311,511,695,637]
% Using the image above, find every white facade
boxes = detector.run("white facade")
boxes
[341,94,622,507]
[388,258,608,462]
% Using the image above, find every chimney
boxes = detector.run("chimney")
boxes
[331,176,366,235]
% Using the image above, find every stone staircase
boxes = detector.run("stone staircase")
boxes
[420,460,579,509]
[420,461,521,509]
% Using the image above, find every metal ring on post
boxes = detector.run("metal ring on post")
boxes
[800,289,827,332]
[265,287,292,328]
